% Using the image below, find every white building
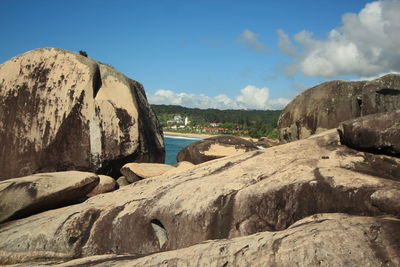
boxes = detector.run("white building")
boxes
[184,116,190,126]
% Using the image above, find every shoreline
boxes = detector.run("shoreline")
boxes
[163,131,215,138]
[163,131,255,141]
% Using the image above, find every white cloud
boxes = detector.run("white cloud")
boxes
[236,29,270,53]
[277,29,297,58]
[279,0,400,77]
[148,86,290,110]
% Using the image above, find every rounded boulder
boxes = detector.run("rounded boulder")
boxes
[0,47,164,180]
[278,74,400,143]
[177,135,258,164]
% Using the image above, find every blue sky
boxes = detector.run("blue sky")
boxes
[1,0,399,110]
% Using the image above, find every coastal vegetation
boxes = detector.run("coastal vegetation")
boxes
[151,104,281,138]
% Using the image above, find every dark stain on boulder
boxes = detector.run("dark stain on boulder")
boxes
[28,62,50,87]
[237,169,384,234]
[376,88,400,96]
[87,205,125,254]
[115,108,135,151]
[209,191,237,240]
[40,90,91,173]
[365,223,392,264]
[1,182,38,199]
[208,162,235,176]
[352,154,400,182]
[0,58,61,178]
[69,208,101,257]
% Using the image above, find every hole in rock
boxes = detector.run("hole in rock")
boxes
[356,98,362,107]
[150,219,168,249]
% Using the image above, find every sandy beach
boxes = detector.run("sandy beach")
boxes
[163,131,215,138]
[163,131,256,141]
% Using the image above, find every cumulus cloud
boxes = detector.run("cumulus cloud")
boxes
[277,29,297,58]
[148,86,290,110]
[278,0,400,77]
[236,29,270,53]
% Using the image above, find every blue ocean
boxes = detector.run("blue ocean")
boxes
[164,134,204,165]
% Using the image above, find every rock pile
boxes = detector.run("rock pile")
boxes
[0,126,399,265]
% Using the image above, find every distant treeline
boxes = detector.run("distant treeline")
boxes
[151,104,282,138]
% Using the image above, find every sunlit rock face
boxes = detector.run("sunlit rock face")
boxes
[1,129,399,265]
[278,74,400,143]
[0,47,164,180]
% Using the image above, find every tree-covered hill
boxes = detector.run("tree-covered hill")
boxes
[151,104,282,138]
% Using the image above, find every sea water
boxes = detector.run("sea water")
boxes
[164,134,204,165]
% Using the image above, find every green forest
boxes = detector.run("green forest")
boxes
[151,104,282,138]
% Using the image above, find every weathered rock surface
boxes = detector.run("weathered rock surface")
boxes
[338,110,400,157]
[175,160,194,169]
[53,214,400,267]
[177,135,258,164]
[278,74,400,142]
[0,129,399,265]
[120,163,175,183]
[254,137,280,148]
[0,171,99,223]
[87,175,117,197]
[0,47,164,180]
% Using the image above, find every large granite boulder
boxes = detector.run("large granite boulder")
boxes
[54,214,400,267]
[120,163,175,183]
[176,135,258,164]
[338,110,400,157]
[0,47,164,180]
[0,129,399,265]
[278,74,400,142]
[0,171,99,223]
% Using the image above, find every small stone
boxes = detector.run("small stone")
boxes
[116,176,129,187]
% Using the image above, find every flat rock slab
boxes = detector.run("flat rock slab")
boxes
[120,163,175,183]
[0,171,99,223]
[338,110,400,157]
[177,135,259,164]
[52,214,400,267]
